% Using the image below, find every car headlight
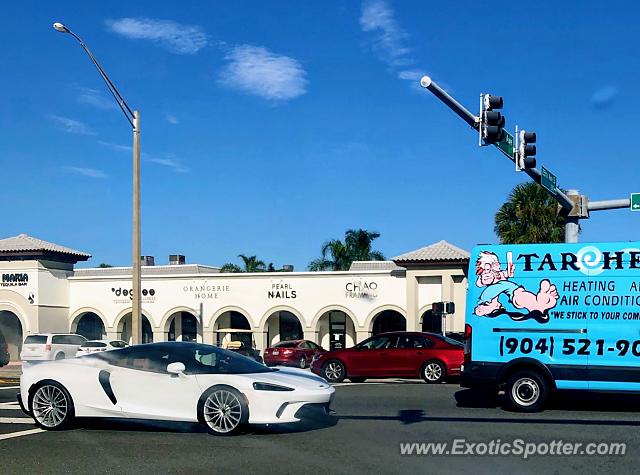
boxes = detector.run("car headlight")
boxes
[253,382,294,392]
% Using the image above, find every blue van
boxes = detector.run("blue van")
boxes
[461,241,640,412]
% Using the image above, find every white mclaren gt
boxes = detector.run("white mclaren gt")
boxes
[18,342,335,435]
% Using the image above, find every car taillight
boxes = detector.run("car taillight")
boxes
[282,349,292,355]
[45,344,52,352]
[463,324,472,362]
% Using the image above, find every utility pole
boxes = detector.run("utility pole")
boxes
[420,76,633,242]
[54,22,143,343]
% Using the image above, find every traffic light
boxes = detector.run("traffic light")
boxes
[517,130,537,170]
[480,94,505,144]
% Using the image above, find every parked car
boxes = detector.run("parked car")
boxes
[20,334,87,361]
[311,331,463,384]
[18,342,335,435]
[222,340,263,364]
[76,339,128,357]
[264,340,326,369]
[0,331,10,367]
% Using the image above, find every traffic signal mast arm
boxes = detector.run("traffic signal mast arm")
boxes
[419,76,574,211]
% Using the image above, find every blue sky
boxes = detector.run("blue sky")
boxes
[1,0,638,269]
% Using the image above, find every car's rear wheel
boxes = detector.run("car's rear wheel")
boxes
[30,381,74,430]
[422,360,446,384]
[298,356,307,369]
[321,360,346,383]
[504,370,549,413]
[200,386,248,436]
[54,353,65,360]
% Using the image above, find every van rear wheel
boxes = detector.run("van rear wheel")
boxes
[504,370,549,412]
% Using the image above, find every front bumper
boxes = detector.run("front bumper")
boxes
[460,362,502,389]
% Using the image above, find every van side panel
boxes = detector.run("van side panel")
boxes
[463,242,640,392]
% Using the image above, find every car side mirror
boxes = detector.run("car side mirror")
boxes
[167,362,186,375]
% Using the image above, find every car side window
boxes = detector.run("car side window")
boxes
[360,336,393,349]
[307,341,320,350]
[299,341,310,349]
[397,336,434,349]
[52,335,64,344]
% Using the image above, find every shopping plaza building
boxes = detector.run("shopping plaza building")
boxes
[0,234,470,361]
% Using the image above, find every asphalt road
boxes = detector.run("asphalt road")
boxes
[1,379,639,474]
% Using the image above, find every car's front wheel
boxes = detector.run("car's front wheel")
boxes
[321,360,346,383]
[422,360,446,384]
[199,386,248,436]
[30,381,75,430]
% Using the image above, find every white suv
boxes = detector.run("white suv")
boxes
[21,334,87,361]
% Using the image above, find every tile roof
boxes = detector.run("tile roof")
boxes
[349,261,403,271]
[0,234,91,258]
[392,240,470,263]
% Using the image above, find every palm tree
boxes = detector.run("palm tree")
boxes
[308,228,385,271]
[219,263,242,273]
[494,182,567,244]
[220,255,267,273]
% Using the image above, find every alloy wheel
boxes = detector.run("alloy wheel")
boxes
[32,384,69,428]
[424,362,443,382]
[203,389,243,434]
[324,361,343,382]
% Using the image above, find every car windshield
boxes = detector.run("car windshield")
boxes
[431,335,464,347]
[189,345,272,374]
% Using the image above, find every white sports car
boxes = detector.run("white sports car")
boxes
[18,342,335,435]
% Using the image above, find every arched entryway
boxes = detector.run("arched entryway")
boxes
[117,313,153,344]
[371,309,406,336]
[315,309,357,350]
[421,309,442,333]
[166,311,200,342]
[212,310,253,348]
[263,310,303,348]
[73,312,106,340]
[0,311,23,361]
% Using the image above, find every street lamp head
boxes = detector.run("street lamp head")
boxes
[52,22,69,33]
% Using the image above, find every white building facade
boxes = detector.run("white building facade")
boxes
[0,234,470,361]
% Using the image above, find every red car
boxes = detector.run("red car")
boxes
[263,340,326,368]
[310,331,463,384]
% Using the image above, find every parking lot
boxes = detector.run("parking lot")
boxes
[1,379,639,474]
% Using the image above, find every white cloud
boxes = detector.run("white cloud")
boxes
[49,115,95,135]
[142,155,189,173]
[98,140,131,153]
[218,45,308,101]
[98,141,188,173]
[105,18,208,54]
[360,0,411,67]
[77,87,117,110]
[165,113,179,124]
[64,166,107,178]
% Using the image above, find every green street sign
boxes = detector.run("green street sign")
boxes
[495,130,514,159]
[631,193,640,212]
[541,166,557,195]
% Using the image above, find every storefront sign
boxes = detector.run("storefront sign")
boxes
[345,280,378,298]
[182,282,230,300]
[111,287,157,304]
[268,282,297,299]
[1,273,29,287]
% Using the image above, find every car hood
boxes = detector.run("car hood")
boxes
[239,367,331,390]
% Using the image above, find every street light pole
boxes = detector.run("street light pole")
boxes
[53,22,142,344]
